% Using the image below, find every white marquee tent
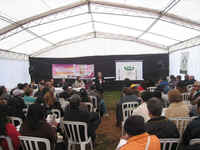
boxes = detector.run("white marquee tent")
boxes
[0,0,200,89]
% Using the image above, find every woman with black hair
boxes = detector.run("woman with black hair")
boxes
[0,104,20,150]
[20,104,57,149]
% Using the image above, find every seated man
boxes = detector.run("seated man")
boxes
[59,84,72,100]
[145,98,179,138]
[117,115,160,150]
[73,76,85,88]
[116,87,141,126]
[182,102,200,149]
[64,94,100,142]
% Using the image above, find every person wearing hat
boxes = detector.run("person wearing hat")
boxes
[130,84,144,92]
[117,115,160,150]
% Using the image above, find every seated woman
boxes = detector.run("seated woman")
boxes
[0,104,20,150]
[165,89,189,118]
[73,76,85,88]
[23,88,36,104]
[80,88,90,102]
[20,104,57,149]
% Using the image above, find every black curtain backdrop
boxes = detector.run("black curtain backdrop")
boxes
[29,54,169,83]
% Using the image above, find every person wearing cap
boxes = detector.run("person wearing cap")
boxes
[64,94,100,142]
[118,115,160,150]
[130,84,144,92]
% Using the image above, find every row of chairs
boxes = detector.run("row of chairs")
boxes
[121,101,196,136]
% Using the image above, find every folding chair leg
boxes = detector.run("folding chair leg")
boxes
[68,143,71,150]
[72,144,76,150]
[90,141,94,150]
[80,143,86,150]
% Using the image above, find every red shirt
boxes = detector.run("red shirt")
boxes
[1,123,20,150]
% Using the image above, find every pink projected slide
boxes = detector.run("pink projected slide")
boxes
[52,64,94,79]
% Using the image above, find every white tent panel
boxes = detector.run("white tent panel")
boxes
[11,38,51,54]
[99,0,172,10]
[95,23,142,37]
[0,19,10,29]
[30,13,91,36]
[43,24,93,43]
[42,0,81,9]
[0,0,49,21]
[141,33,177,46]
[38,38,167,58]
[169,0,200,23]
[0,31,35,50]
[149,20,200,41]
[169,45,200,80]
[93,13,155,31]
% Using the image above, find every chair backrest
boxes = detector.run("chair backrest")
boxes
[160,138,180,150]
[61,120,89,143]
[19,136,51,150]
[190,138,200,145]
[51,109,61,119]
[169,117,192,137]
[122,101,139,121]
[8,116,23,127]
[147,87,156,92]
[0,136,14,150]
[182,93,190,101]
[84,102,93,112]
[89,96,98,111]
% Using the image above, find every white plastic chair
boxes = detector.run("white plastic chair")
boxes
[84,102,93,112]
[182,93,191,105]
[121,101,139,135]
[147,87,156,92]
[89,96,98,112]
[169,117,192,137]
[160,138,180,150]
[61,120,93,150]
[190,138,200,145]
[19,136,51,150]
[51,109,61,119]
[8,116,23,127]
[0,136,14,150]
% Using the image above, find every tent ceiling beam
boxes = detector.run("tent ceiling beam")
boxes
[31,31,168,57]
[0,0,88,36]
[90,0,200,30]
[31,32,95,57]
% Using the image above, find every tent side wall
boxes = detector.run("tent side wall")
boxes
[169,45,200,80]
[0,51,31,90]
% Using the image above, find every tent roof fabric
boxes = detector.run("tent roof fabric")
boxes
[0,0,200,57]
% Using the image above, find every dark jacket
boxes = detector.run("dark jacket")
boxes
[64,108,100,141]
[20,120,56,149]
[145,116,180,138]
[94,77,105,94]
[182,117,200,146]
[7,96,26,120]
[59,91,71,100]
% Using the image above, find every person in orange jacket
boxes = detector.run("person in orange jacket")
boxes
[117,115,160,150]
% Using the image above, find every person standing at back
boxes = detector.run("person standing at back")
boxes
[117,115,160,150]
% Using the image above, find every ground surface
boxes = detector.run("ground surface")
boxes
[95,91,121,150]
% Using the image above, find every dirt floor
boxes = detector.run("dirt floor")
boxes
[94,91,122,150]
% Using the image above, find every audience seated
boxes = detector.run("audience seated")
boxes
[118,115,160,150]
[20,104,57,149]
[165,89,189,118]
[79,88,90,102]
[183,75,191,86]
[59,84,72,100]
[145,98,179,138]
[132,92,152,122]
[23,88,36,104]
[73,76,85,88]
[116,87,141,126]
[34,82,45,98]
[0,86,7,105]
[182,102,200,149]
[156,77,169,94]
[169,75,176,90]
[190,81,200,105]
[0,104,20,150]
[64,94,100,142]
